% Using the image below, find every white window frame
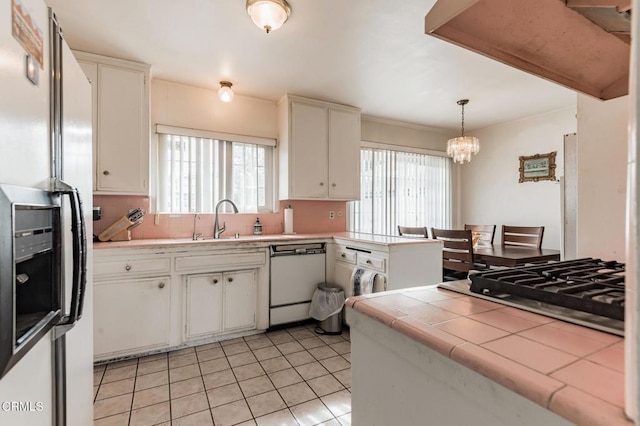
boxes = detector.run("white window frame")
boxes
[155,125,276,214]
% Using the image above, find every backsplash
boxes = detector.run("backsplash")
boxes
[92,195,348,240]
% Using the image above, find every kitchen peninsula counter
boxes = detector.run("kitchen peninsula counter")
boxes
[346,285,630,426]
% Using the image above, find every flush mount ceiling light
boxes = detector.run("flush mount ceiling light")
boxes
[218,81,234,103]
[246,0,291,34]
[447,99,480,164]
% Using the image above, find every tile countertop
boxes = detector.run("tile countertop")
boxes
[93,232,440,249]
[346,284,631,426]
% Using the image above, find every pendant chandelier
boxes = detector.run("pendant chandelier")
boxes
[447,99,480,164]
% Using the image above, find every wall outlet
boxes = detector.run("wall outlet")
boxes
[329,210,335,220]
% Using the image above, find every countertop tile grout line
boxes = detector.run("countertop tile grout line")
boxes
[546,384,568,409]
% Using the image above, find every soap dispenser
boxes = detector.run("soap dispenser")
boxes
[253,218,263,235]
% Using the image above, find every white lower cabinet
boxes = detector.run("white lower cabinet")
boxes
[185,270,256,341]
[223,270,257,331]
[185,273,223,339]
[334,259,356,298]
[94,276,171,357]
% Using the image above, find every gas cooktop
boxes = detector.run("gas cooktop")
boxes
[438,258,625,336]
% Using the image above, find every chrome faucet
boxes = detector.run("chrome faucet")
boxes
[192,213,202,240]
[214,199,239,239]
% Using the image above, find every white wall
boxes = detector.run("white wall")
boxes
[361,116,462,226]
[461,106,577,249]
[151,83,454,151]
[151,80,278,138]
[576,94,628,261]
[361,116,452,151]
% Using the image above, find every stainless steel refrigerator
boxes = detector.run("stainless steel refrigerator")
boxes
[0,0,93,424]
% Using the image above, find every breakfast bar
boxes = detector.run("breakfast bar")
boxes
[346,285,630,426]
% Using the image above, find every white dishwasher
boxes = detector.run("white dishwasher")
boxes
[269,243,326,326]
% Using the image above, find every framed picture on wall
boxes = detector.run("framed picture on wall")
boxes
[519,151,557,183]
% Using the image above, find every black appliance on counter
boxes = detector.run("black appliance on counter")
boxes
[0,183,87,379]
[439,258,625,336]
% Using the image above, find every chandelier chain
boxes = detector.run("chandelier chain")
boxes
[461,103,465,137]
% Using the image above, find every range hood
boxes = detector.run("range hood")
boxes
[425,0,631,100]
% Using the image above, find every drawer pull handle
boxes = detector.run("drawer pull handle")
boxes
[125,265,132,271]
[366,260,372,265]
[158,282,165,289]
[212,278,219,284]
[103,170,110,176]
[228,277,234,283]
[341,253,346,258]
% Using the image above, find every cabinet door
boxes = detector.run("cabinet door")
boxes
[96,64,148,193]
[77,61,98,191]
[94,276,170,357]
[334,261,354,298]
[290,101,329,198]
[223,270,256,331]
[186,273,223,339]
[329,108,361,200]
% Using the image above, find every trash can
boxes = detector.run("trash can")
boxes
[309,282,345,335]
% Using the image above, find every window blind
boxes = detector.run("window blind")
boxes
[350,148,452,235]
[157,133,272,213]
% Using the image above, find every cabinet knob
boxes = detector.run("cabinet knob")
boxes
[332,183,336,187]
[320,182,324,186]
[227,277,233,283]
[341,253,346,258]
[158,282,165,289]
[211,278,218,284]
[103,170,110,176]
[125,264,132,271]
[366,260,372,265]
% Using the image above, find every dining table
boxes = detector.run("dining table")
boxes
[473,245,561,267]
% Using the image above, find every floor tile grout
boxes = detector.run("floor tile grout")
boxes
[94,324,351,425]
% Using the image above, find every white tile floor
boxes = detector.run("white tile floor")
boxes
[93,324,351,425]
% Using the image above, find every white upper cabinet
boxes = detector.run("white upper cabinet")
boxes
[328,108,361,199]
[75,52,150,195]
[278,95,361,200]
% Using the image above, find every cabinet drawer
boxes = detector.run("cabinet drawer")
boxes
[94,257,171,278]
[357,253,386,273]
[335,247,356,264]
[175,251,265,272]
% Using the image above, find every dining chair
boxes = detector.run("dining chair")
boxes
[398,226,429,238]
[501,225,544,249]
[464,224,496,247]
[431,228,481,280]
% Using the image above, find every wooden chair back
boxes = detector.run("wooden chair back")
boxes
[398,226,429,238]
[501,225,544,249]
[464,224,496,247]
[431,228,475,273]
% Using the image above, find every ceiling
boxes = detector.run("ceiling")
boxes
[46,0,577,131]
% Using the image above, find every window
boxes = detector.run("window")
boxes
[157,129,274,213]
[350,146,452,235]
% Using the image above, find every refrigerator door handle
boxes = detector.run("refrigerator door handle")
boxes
[51,178,87,333]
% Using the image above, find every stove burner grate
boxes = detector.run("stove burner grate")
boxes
[469,258,625,321]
